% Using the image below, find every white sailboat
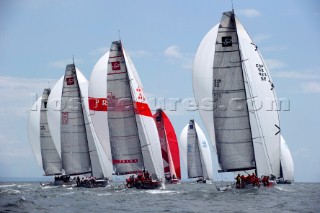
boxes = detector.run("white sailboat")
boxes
[193,10,281,183]
[28,89,62,179]
[278,135,294,184]
[58,63,109,187]
[88,40,164,189]
[28,65,110,187]
[179,120,213,183]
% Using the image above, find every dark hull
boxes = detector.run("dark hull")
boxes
[77,179,109,188]
[276,180,292,184]
[127,180,162,190]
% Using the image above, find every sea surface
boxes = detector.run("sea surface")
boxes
[0,181,319,212]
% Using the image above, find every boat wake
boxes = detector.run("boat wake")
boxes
[275,186,295,192]
[146,190,179,195]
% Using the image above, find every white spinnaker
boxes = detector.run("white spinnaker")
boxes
[280,135,294,181]
[124,47,164,180]
[192,25,219,152]
[47,76,64,157]
[236,17,280,177]
[88,51,113,177]
[179,121,213,180]
[27,97,42,168]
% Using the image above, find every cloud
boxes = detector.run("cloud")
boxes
[265,59,286,69]
[302,82,320,93]
[164,45,183,59]
[237,9,261,18]
[0,76,57,117]
[164,45,193,70]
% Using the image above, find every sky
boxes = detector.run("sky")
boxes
[0,0,319,182]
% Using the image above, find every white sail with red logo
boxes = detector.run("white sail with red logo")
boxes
[42,65,109,179]
[89,41,164,182]
[153,109,181,181]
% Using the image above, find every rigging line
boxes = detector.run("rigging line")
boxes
[118,29,121,42]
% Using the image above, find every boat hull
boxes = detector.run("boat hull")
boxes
[127,179,162,190]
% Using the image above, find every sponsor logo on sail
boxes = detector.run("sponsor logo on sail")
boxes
[222,36,232,47]
[111,61,121,70]
[66,77,74,85]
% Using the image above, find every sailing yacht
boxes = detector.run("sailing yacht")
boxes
[59,64,109,187]
[278,135,294,184]
[179,120,213,183]
[28,65,110,187]
[192,10,281,185]
[153,109,181,184]
[88,41,164,189]
[28,89,62,182]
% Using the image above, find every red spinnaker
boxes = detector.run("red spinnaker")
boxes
[153,110,181,179]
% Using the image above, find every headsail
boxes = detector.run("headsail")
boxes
[88,51,113,178]
[153,109,181,179]
[280,135,294,181]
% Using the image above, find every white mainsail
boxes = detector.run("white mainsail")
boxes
[60,64,92,175]
[280,135,294,181]
[40,88,62,175]
[180,120,213,180]
[28,88,62,176]
[193,11,280,178]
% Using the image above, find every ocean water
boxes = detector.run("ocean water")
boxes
[0,181,319,212]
